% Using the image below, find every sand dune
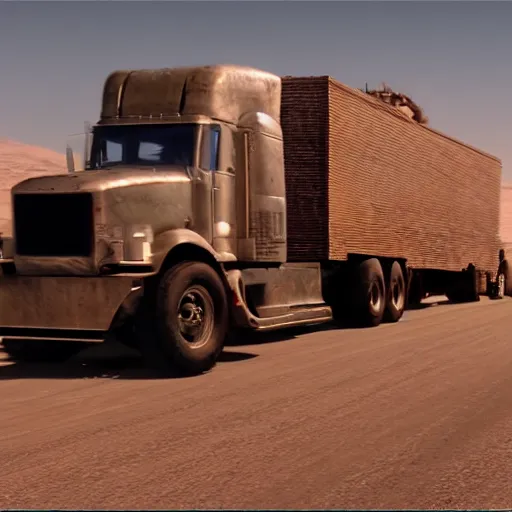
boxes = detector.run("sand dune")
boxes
[1,138,512,250]
[0,139,66,235]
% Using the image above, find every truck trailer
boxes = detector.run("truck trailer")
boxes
[0,65,505,374]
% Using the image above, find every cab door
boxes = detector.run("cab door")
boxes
[203,124,237,257]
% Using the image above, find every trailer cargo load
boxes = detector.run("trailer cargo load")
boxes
[281,76,502,274]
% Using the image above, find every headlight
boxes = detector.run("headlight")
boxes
[124,224,154,262]
[96,223,153,264]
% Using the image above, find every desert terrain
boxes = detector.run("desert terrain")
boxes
[0,139,67,236]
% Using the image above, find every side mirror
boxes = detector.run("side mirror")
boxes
[84,121,93,169]
[66,121,93,173]
[66,145,75,173]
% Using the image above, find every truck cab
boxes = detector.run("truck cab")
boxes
[0,65,332,374]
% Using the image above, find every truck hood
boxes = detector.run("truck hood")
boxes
[12,167,191,194]
[11,166,201,276]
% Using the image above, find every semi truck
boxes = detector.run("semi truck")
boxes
[0,65,505,374]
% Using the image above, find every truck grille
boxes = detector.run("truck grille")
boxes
[14,193,94,257]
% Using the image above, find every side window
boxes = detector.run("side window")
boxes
[210,125,220,171]
[200,125,222,171]
[139,141,163,162]
[102,140,123,164]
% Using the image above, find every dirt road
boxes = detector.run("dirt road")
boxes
[1,297,512,509]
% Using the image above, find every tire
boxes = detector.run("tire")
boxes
[2,339,85,362]
[384,261,406,323]
[495,271,505,299]
[498,259,512,297]
[141,261,228,376]
[353,258,386,327]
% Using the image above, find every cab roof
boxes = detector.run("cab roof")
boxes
[100,64,282,125]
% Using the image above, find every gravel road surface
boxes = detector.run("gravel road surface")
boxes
[1,296,512,509]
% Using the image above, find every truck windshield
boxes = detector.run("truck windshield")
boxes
[89,124,197,169]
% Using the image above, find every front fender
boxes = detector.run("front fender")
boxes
[151,228,236,273]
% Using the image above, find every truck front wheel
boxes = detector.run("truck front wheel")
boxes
[354,258,386,327]
[148,261,228,375]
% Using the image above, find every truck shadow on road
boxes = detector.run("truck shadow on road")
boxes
[0,342,259,381]
[0,296,455,380]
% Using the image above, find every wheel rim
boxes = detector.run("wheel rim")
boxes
[369,281,382,313]
[391,277,405,311]
[498,273,505,297]
[177,285,214,349]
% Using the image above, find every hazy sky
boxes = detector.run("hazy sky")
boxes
[1,1,511,178]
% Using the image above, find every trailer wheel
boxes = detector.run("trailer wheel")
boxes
[143,261,228,376]
[354,258,386,327]
[496,271,505,299]
[498,259,512,297]
[384,261,406,323]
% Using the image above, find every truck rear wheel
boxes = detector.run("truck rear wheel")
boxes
[145,261,228,376]
[495,271,505,299]
[498,259,512,297]
[384,261,406,323]
[353,258,386,327]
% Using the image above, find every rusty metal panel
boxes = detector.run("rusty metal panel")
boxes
[0,275,134,330]
[281,76,502,273]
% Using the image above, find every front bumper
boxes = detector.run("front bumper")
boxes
[0,274,141,340]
